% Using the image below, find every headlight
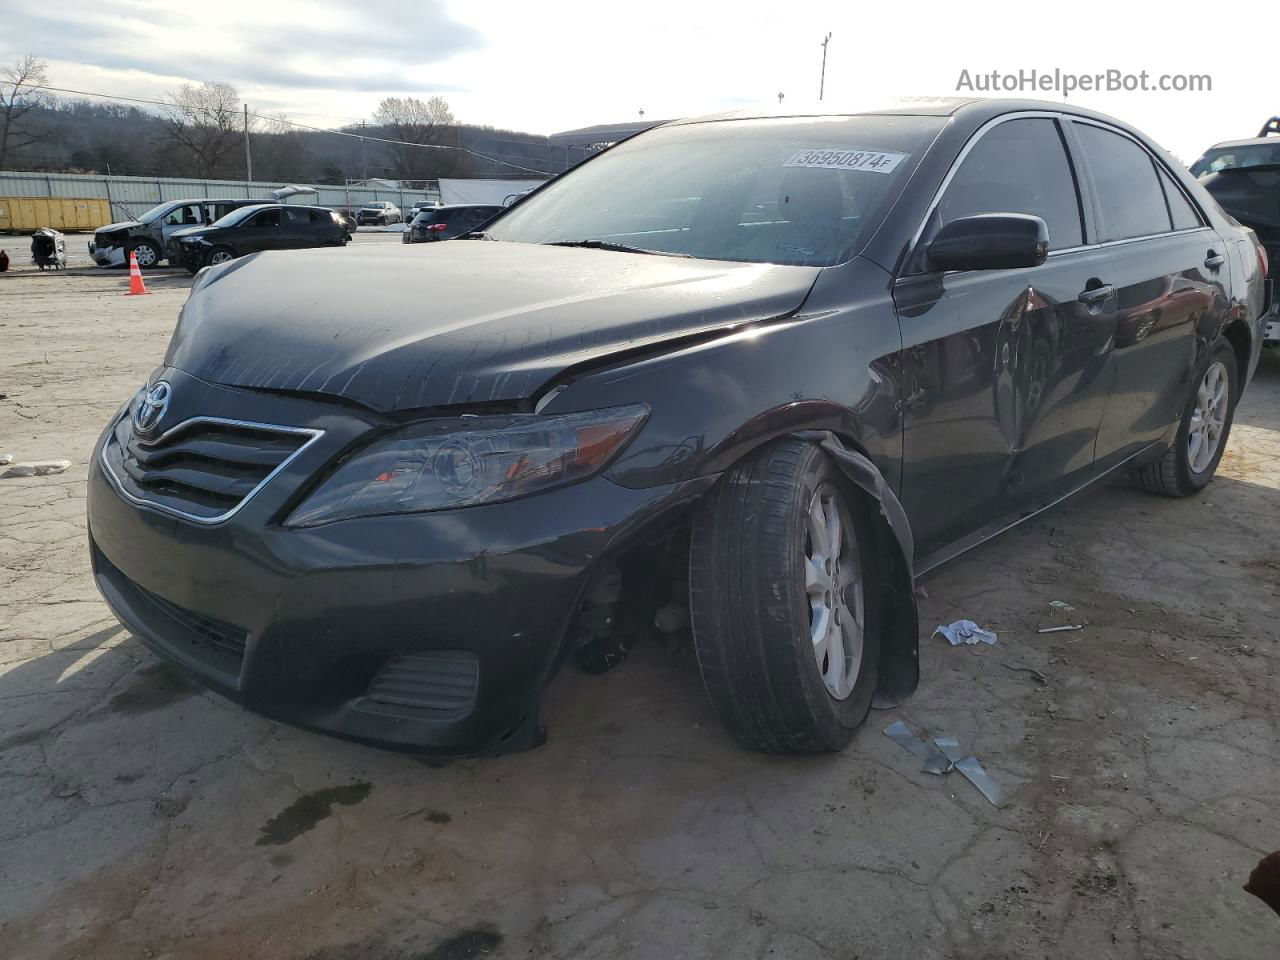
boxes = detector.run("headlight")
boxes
[285,404,649,527]
[183,235,205,243]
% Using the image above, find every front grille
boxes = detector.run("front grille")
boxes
[102,416,320,523]
[363,653,479,716]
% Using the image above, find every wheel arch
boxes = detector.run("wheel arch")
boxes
[678,421,919,707]
[786,429,919,708]
[1220,316,1253,391]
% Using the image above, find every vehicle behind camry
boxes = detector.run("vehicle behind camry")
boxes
[88,99,1267,759]
[171,203,348,271]
[89,198,266,268]
[1192,130,1280,346]
[402,204,504,243]
[355,201,401,225]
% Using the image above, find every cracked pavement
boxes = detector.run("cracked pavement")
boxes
[1,264,1277,959]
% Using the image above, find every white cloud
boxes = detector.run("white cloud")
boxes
[0,0,1270,158]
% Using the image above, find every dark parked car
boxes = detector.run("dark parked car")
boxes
[89,198,266,268]
[171,204,348,271]
[1192,126,1280,346]
[88,99,1267,758]
[402,204,503,243]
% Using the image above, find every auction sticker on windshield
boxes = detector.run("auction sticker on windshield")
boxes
[783,149,908,173]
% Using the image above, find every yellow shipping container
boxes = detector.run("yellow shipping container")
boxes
[0,196,113,232]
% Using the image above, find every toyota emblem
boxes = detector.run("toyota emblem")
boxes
[132,381,172,435]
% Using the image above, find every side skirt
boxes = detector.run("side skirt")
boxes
[914,439,1165,579]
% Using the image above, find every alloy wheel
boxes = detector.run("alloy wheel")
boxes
[1188,360,1229,474]
[804,485,865,700]
[209,250,234,265]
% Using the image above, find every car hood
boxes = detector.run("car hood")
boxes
[170,226,209,240]
[96,220,143,234]
[166,242,821,412]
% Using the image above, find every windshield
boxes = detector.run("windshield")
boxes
[487,116,943,266]
[210,205,270,228]
[1192,143,1280,176]
[137,202,177,224]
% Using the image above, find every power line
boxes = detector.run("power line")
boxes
[1,80,552,176]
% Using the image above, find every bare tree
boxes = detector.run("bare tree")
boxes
[371,95,457,180]
[0,55,52,169]
[252,112,310,181]
[161,81,243,177]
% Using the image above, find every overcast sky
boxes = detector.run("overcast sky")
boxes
[1,0,1271,161]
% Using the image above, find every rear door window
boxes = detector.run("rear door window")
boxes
[1157,167,1202,231]
[1073,122,1171,241]
[934,118,1084,250]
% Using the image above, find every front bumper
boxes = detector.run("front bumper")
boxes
[87,369,694,755]
[88,240,125,267]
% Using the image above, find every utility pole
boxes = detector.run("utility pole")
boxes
[243,103,252,183]
[360,120,368,182]
[639,107,645,120]
[777,91,785,105]
[819,32,832,101]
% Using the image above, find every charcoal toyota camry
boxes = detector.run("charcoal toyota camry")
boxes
[88,99,1268,757]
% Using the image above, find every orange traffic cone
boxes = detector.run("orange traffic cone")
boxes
[127,251,150,296]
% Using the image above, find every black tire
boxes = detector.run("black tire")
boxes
[689,438,881,753]
[127,239,161,270]
[1135,339,1239,497]
[203,245,237,269]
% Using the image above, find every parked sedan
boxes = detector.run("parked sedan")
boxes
[402,204,503,243]
[171,204,348,271]
[88,99,1267,758]
[356,201,402,225]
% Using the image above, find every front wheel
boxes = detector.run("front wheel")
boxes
[127,239,161,269]
[689,439,880,753]
[1135,339,1238,496]
[204,246,236,268]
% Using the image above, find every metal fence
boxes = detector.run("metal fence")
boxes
[0,170,445,223]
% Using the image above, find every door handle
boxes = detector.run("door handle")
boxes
[1204,250,1225,269]
[1078,283,1114,305]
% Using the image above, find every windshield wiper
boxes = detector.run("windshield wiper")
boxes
[545,239,690,257]
[460,230,496,240]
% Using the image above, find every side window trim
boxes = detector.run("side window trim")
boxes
[902,111,1091,276]
[1154,161,1207,231]
[1069,117,1210,240]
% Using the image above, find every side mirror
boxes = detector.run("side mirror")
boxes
[926,213,1049,272]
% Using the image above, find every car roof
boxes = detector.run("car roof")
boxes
[422,204,501,211]
[663,97,1168,138]
[1201,137,1278,151]
[167,197,263,205]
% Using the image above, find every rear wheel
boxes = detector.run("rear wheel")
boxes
[1135,339,1238,496]
[127,239,161,269]
[204,246,236,268]
[689,439,880,753]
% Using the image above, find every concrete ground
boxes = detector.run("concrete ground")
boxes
[1,257,1277,960]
